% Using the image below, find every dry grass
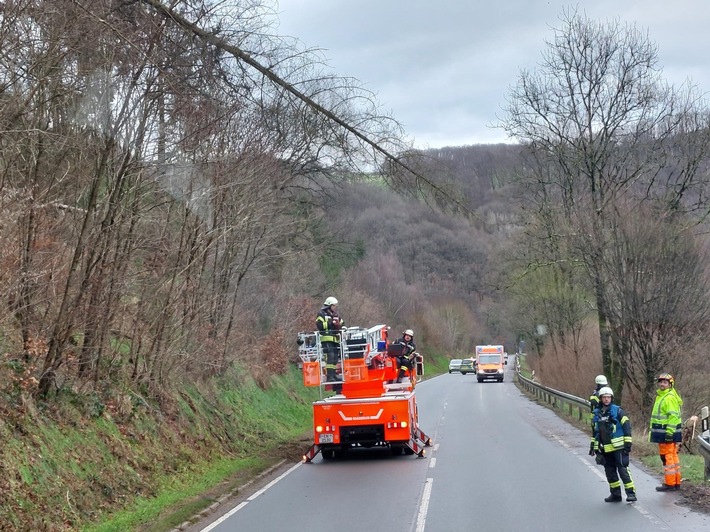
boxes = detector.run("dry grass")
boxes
[527,324,602,400]
[526,321,710,423]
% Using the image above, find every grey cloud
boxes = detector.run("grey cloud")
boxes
[277,0,710,148]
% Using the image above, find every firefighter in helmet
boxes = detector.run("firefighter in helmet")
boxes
[650,373,683,491]
[393,329,417,383]
[589,374,608,431]
[316,297,344,391]
[590,374,608,413]
[591,387,636,502]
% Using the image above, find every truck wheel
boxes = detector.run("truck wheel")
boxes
[477,377,483,382]
[321,448,334,460]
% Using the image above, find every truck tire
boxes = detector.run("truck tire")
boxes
[391,444,404,456]
[321,448,334,460]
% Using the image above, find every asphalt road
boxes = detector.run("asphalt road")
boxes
[190,360,709,532]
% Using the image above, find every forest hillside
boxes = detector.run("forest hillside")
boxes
[4,2,710,529]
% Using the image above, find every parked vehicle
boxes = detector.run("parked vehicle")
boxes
[448,359,462,373]
[298,324,432,461]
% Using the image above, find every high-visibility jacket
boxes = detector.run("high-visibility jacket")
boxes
[649,388,683,443]
[593,403,632,453]
[316,308,343,344]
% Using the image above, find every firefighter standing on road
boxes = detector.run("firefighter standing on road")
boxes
[394,329,416,383]
[650,373,683,491]
[589,374,608,432]
[316,297,344,391]
[590,387,637,503]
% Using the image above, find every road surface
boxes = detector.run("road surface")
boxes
[189,361,709,532]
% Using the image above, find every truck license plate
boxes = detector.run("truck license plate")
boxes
[319,434,334,444]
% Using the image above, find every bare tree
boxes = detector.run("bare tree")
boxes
[501,9,710,402]
[600,203,710,411]
[0,0,425,396]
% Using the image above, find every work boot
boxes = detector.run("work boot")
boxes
[395,368,406,383]
[604,493,622,503]
[655,484,679,492]
[626,492,637,502]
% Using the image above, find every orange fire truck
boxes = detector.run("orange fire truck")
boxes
[297,324,432,462]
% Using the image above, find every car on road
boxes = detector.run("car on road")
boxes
[448,359,462,373]
[459,358,476,375]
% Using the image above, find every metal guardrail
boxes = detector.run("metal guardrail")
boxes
[514,356,591,423]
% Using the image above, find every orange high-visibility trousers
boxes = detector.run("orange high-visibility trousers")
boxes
[658,442,681,486]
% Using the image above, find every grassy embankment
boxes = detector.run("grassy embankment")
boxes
[1,363,317,531]
[1,352,450,531]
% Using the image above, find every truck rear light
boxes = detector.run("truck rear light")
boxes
[317,425,337,433]
[387,421,408,429]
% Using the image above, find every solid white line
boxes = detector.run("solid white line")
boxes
[415,478,433,532]
[200,462,302,532]
[429,457,437,468]
[199,502,248,532]
[247,462,302,501]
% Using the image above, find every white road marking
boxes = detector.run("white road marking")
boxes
[415,477,434,532]
[429,457,437,468]
[199,462,302,532]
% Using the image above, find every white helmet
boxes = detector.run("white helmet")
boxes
[595,375,608,386]
[598,386,613,397]
[323,297,338,306]
[404,329,414,337]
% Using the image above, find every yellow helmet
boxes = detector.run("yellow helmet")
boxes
[323,297,338,306]
[657,373,674,386]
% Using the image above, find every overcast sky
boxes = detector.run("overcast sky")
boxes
[274,0,710,149]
